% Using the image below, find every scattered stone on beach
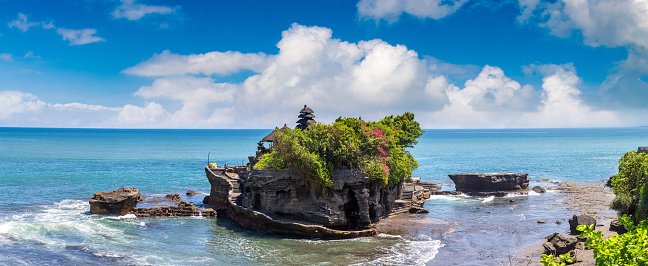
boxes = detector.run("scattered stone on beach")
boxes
[165,193,181,201]
[186,190,197,196]
[543,232,579,255]
[448,173,529,193]
[537,221,546,224]
[532,186,546,193]
[610,219,628,234]
[569,215,597,234]
[89,187,141,215]
[132,200,216,218]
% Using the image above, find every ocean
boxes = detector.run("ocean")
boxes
[0,127,646,265]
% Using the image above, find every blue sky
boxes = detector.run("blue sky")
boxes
[0,0,646,128]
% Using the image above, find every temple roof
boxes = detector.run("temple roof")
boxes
[299,105,314,114]
[261,124,288,142]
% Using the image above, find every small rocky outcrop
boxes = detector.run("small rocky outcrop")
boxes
[605,175,614,188]
[543,232,579,255]
[89,187,141,216]
[568,215,596,234]
[132,200,216,218]
[610,219,627,234]
[186,190,197,196]
[532,186,547,193]
[164,193,181,201]
[449,173,529,192]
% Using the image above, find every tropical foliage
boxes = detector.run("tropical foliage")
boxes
[609,150,648,221]
[577,215,648,265]
[254,112,423,189]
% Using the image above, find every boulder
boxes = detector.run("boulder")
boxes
[89,187,141,215]
[448,173,529,192]
[568,215,596,234]
[543,232,578,255]
[186,190,197,196]
[202,195,210,204]
[165,193,181,201]
[532,186,546,193]
[610,219,627,234]
[605,176,614,188]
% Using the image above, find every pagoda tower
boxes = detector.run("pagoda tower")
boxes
[296,105,316,130]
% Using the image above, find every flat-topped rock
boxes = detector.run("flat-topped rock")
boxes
[639,146,648,153]
[449,173,529,192]
[89,187,141,215]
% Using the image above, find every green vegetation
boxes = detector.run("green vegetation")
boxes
[540,253,573,266]
[254,112,423,189]
[577,215,648,265]
[610,150,648,221]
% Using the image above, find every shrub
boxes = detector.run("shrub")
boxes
[254,112,423,189]
[610,150,648,220]
[577,215,648,265]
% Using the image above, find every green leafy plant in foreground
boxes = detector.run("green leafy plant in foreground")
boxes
[577,215,648,265]
[540,252,573,266]
[253,112,423,189]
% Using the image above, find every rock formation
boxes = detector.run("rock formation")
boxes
[89,187,141,216]
[205,165,431,239]
[532,186,547,193]
[543,232,580,255]
[132,200,216,218]
[568,215,596,234]
[448,173,529,194]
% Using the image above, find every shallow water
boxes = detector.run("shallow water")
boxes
[0,127,645,265]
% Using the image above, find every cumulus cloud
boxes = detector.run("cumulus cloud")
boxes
[0,24,641,128]
[357,0,468,22]
[135,76,236,122]
[123,50,270,77]
[112,0,177,20]
[56,28,105,45]
[7,13,39,32]
[0,91,46,119]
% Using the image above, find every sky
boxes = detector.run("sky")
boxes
[1,0,647,129]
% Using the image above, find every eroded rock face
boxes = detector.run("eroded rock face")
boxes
[569,215,596,234]
[543,232,578,255]
[448,173,529,192]
[89,187,141,215]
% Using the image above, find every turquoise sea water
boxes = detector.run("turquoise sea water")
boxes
[0,127,646,265]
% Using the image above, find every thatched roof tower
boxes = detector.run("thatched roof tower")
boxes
[296,105,316,130]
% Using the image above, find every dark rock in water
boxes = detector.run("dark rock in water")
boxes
[639,146,648,153]
[468,191,527,197]
[605,175,614,188]
[449,173,529,192]
[568,215,596,234]
[432,191,463,196]
[610,219,628,234]
[202,195,210,204]
[408,207,429,214]
[532,186,546,193]
[132,200,216,218]
[165,193,181,201]
[89,187,141,216]
[543,232,578,255]
[186,190,197,196]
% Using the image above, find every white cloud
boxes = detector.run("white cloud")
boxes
[0,91,46,119]
[123,50,270,77]
[0,53,12,62]
[135,76,236,122]
[41,21,55,29]
[8,13,39,32]
[1,24,642,129]
[112,0,176,21]
[357,0,468,22]
[56,28,106,45]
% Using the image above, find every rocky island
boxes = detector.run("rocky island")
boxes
[204,106,435,239]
